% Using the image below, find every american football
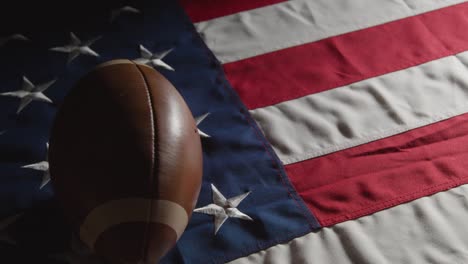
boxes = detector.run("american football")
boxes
[48,59,203,263]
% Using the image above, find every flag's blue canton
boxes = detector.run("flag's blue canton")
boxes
[0,1,319,263]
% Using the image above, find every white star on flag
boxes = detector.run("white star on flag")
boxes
[0,213,22,245]
[194,184,253,235]
[110,6,141,23]
[133,44,175,71]
[0,34,29,47]
[196,113,211,138]
[22,143,50,189]
[0,76,55,114]
[50,32,101,64]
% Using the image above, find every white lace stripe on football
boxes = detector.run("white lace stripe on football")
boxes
[79,199,189,250]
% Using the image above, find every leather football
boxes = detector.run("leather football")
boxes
[48,59,203,263]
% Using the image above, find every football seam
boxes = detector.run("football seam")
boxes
[133,62,159,263]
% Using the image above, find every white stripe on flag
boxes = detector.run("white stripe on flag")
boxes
[196,0,465,64]
[250,52,468,165]
[229,183,468,264]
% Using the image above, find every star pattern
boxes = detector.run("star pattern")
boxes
[133,44,175,71]
[196,112,211,138]
[50,32,101,64]
[0,3,245,263]
[194,184,253,235]
[0,34,29,47]
[110,6,141,23]
[0,76,55,114]
[22,143,50,189]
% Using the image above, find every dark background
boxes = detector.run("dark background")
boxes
[0,1,147,34]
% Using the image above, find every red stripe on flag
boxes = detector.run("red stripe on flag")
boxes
[285,114,468,227]
[179,0,287,23]
[224,3,468,109]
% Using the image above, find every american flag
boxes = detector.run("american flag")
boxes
[1,0,468,263]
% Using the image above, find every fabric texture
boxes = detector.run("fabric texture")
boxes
[2,0,468,263]
[230,184,468,264]
[251,52,468,164]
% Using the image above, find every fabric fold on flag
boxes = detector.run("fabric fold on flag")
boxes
[222,2,468,109]
[229,184,468,264]
[286,112,468,226]
[251,52,468,164]
[3,0,468,263]
[183,0,468,244]
[195,0,465,64]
